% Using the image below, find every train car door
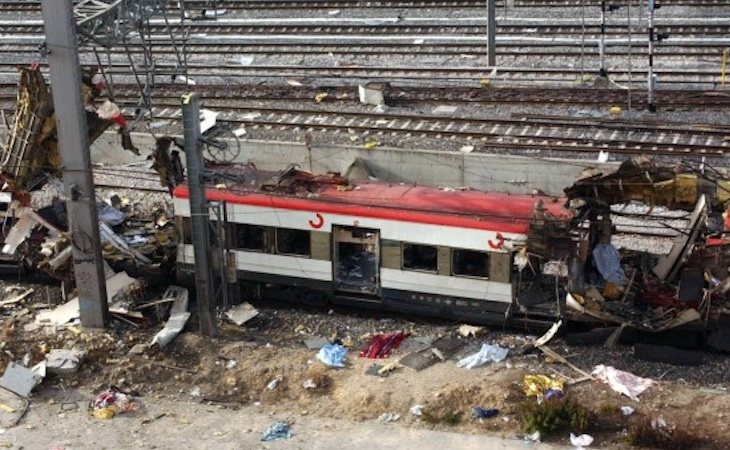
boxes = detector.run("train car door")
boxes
[332,226,380,295]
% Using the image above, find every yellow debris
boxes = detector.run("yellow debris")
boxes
[363,141,380,150]
[479,79,491,87]
[314,93,329,103]
[523,374,564,398]
[378,363,399,375]
[0,403,16,413]
[609,106,622,116]
[92,406,119,420]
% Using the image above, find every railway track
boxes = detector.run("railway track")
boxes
[143,103,730,157]
[1,84,728,111]
[0,84,727,110]
[0,63,723,85]
[0,0,723,13]
[3,21,730,38]
[2,42,725,60]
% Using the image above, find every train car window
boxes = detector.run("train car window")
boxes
[180,217,192,244]
[276,228,310,256]
[452,249,490,278]
[234,224,265,250]
[402,243,438,272]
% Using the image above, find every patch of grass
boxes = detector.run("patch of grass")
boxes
[442,410,464,426]
[627,417,706,450]
[598,402,619,415]
[421,410,464,426]
[517,396,595,439]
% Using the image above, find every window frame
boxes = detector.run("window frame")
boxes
[451,248,491,279]
[233,223,267,252]
[401,241,439,273]
[274,227,311,257]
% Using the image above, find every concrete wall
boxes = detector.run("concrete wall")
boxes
[90,131,620,196]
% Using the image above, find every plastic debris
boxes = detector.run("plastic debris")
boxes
[266,378,280,391]
[89,388,140,420]
[360,332,408,359]
[410,405,424,417]
[620,406,635,416]
[98,204,126,227]
[363,140,380,150]
[570,433,594,449]
[302,379,317,389]
[261,421,292,441]
[592,243,627,285]
[378,412,400,423]
[592,365,654,401]
[523,374,565,400]
[316,343,347,368]
[526,431,541,442]
[472,407,499,419]
[456,343,509,369]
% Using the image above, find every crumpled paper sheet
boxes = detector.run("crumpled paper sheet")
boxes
[592,364,654,401]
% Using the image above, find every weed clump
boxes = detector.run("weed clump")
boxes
[627,417,706,449]
[421,410,464,426]
[517,396,595,438]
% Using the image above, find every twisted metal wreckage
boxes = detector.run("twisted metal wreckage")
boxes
[1,67,730,342]
[0,67,176,287]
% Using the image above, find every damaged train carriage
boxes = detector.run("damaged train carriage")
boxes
[173,166,575,328]
[562,157,730,332]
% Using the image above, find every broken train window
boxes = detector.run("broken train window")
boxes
[452,249,490,278]
[402,243,438,272]
[276,228,310,256]
[234,224,265,251]
[181,217,192,244]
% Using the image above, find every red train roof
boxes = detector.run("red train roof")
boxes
[173,177,572,234]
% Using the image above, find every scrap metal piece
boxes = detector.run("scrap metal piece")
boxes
[225,302,259,326]
[653,195,707,282]
[0,363,43,397]
[150,286,190,348]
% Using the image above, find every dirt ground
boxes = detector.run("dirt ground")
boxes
[2,285,730,449]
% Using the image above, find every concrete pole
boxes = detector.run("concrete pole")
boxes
[487,0,496,66]
[41,0,108,328]
[181,93,217,336]
[647,0,656,112]
[599,0,607,76]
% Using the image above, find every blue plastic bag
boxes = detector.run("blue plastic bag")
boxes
[316,343,348,368]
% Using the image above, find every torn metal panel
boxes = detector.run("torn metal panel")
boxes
[1,211,37,255]
[653,195,707,282]
[150,286,190,348]
[225,302,259,326]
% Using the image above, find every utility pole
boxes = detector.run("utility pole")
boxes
[599,0,607,76]
[41,0,108,328]
[647,0,656,111]
[487,0,496,66]
[181,93,217,336]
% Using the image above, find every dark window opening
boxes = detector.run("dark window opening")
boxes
[276,228,310,256]
[452,249,490,278]
[235,224,265,250]
[181,217,192,244]
[402,243,438,272]
[336,242,378,287]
